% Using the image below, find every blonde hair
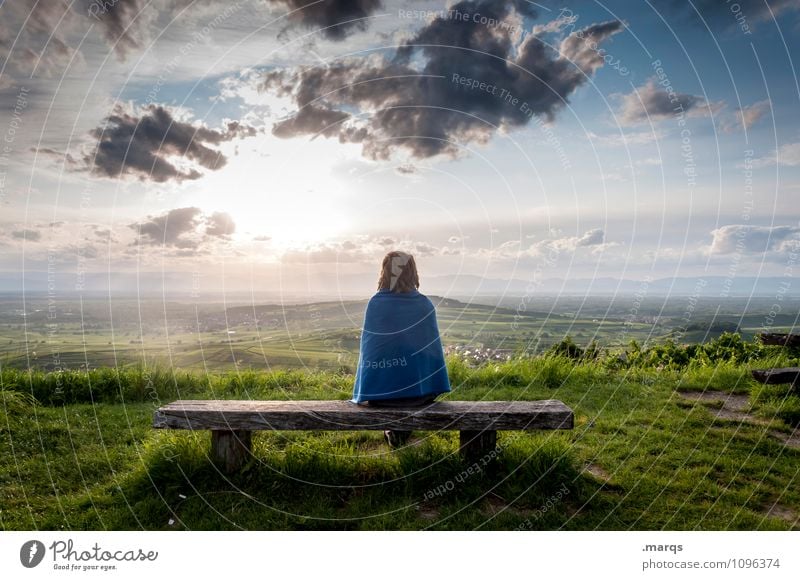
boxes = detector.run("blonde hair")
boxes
[377,251,419,293]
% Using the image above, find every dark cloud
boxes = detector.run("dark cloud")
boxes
[617,79,724,125]
[261,0,623,159]
[0,0,80,77]
[131,207,238,254]
[84,104,257,182]
[92,227,118,243]
[414,242,437,256]
[1,0,378,88]
[272,104,350,138]
[11,229,42,242]
[205,212,236,237]
[276,0,383,40]
[85,0,382,62]
[85,0,152,60]
[133,207,204,248]
[1,1,198,66]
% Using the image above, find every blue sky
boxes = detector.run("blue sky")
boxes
[1,0,799,294]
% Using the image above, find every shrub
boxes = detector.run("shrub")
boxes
[546,336,584,360]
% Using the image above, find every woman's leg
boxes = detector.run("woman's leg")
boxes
[366,395,438,447]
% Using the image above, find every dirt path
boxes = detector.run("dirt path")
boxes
[678,390,799,449]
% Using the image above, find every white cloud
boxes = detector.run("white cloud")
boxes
[279,235,445,264]
[615,79,725,126]
[720,100,770,133]
[478,229,612,261]
[750,142,800,168]
[710,224,800,254]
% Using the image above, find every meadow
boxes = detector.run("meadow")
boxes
[1,334,798,531]
[3,294,797,373]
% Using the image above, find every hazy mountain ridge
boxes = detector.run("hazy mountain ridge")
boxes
[2,271,795,298]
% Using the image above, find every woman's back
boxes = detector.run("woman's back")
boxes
[351,288,451,403]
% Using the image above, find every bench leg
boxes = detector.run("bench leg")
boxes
[211,430,252,474]
[459,430,497,464]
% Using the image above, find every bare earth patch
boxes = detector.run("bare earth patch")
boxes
[584,463,611,483]
[678,391,769,424]
[710,408,770,423]
[678,391,800,448]
[765,502,800,529]
[768,429,800,450]
[679,391,750,410]
[478,493,540,519]
[481,493,509,516]
[416,504,440,521]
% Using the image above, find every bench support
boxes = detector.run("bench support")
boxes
[211,429,252,474]
[459,430,497,464]
[154,400,575,474]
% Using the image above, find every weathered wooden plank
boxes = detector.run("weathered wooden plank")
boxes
[758,333,800,347]
[751,368,800,385]
[211,430,252,474]
[153,400,574,431]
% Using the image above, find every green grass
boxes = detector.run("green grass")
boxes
[1,354,798,530]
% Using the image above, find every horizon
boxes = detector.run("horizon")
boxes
[1,270,798,300]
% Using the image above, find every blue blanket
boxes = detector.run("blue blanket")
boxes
[351,289,451,403]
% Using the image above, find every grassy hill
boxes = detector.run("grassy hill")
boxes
[1,339,798,530]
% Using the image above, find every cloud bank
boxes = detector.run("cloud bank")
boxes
[83,104,257,182]
[261,0,624,159]
[710,224,800,254]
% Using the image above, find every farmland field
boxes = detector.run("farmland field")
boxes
[1,294,797,372]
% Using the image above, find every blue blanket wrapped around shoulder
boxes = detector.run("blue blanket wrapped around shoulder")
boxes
[351,289,451,403]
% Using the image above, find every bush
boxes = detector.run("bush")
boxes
[445,355,472,388]
[0,386,39,414]
[616,333,794,370]
[546,336,584,360]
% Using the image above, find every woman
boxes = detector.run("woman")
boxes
[351,251,451,447]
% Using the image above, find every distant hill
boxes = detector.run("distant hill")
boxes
[1,271,795,298]
[222,294,554,332]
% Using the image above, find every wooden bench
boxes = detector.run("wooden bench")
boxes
[758,333,800,347]
[751,333,800,392]
[153,399,574,473]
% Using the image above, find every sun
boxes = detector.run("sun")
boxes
[232,203,348,249]
[188,139,354,248]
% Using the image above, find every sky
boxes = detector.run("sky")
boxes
[1,0,799,296]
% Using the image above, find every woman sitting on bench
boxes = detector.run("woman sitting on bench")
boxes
[351,250,451,448]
